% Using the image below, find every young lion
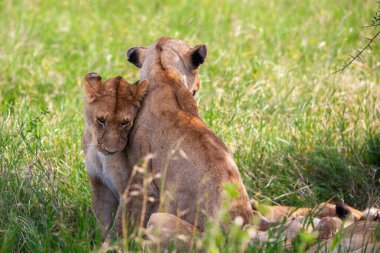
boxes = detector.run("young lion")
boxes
[82,73,148,238]
[125,38,259,231]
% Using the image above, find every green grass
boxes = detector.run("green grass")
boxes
[1,0,379,251]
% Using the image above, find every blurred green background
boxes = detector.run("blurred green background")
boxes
[0,0,379,251]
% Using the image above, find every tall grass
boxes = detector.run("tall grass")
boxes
[0,0,379,251]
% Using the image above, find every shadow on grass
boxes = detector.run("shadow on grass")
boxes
[362,133,380,206]
[294,133,380,209]
[363,133,380,168]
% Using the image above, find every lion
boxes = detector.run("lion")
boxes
[254,202,364,223]
[82,72,148,238]
[249,216,379,251]
[124,38,266,231]
[306,220,380,253]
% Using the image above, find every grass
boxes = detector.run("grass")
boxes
[0,0,379,251]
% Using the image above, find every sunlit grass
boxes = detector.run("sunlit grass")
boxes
[0,0,379,251]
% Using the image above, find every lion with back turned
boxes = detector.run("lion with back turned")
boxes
[124,38,268,231]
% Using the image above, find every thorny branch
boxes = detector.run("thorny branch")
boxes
[333,2,380,74]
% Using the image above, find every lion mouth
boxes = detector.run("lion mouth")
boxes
[97,141,126,156]
[102,149,118,155]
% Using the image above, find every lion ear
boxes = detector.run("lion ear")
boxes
[190,44,207,68]
[84,72,103,99]
[130,80,149,107]
[126,46,147,68]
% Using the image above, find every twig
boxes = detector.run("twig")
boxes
[333,2,380,74]
[332,29,380,74]
[363,24,380,28]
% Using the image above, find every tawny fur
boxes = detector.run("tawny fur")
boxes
[256,202,363,223]
[82,73,148,238]
[307,220,380,253]
[363,208,380,221]
[314,217,343,239]
[145,213,196,251]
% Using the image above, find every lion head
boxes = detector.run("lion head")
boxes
[83,73,148,155]
[126,37,207,96]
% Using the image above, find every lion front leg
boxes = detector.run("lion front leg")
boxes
[89,176,119,239]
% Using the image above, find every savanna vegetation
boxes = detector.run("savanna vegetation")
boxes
[0,0,379,251]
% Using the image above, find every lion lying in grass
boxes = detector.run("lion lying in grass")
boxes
[144,206,379,251]
[254,202,364,223]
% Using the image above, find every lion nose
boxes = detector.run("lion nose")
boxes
[97,142,118,155]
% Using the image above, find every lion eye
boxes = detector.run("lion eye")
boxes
[192,90,197,96]
[122,120,130,127]
[97,118,106,126]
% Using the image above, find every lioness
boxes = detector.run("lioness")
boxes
[306,220,380,253]
[255,202,364,223]
[124,38,261,231]
[82,73,148,237]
